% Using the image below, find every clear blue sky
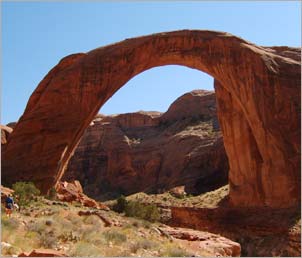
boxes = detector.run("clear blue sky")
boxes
[1,1,301,124]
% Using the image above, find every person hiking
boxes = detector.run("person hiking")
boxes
[5,194,14,217]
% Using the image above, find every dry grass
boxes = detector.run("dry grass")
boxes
[1,196,197,257]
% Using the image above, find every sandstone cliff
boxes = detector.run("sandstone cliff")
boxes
[63,90,229,198]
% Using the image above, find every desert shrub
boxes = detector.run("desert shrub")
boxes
[83,215,103,227]
[70,241,103,257]
[141,220,152,229]
[14,233,40,252]
[103,230,127,244]
[12,181,40,207]
[46,187,57,200]
[52,216,74,235]
[1,243,20,256]
[72,201,83,208]
[27,219,46,233]
[39,232,57,248]
[125,201,160,222]
[144,204,161,222]
[129,242,140,253]
[132,221,139,227]
[117,250,132,257]
[58,230,81,243]
[160,244,193,257]
[112,195,128,213]
[65,213,83,226]
[1,216,20,231]
[25,231,39,239]
[130,239,158,253]
[82,229,106,245]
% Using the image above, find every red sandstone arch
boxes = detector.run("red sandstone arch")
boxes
[3,30,300,208]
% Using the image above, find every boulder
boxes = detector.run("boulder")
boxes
[55,180,109,210]
[169,186,187,198]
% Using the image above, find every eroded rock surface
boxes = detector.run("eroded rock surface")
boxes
[63,90,228,197]
[2,30,300,208]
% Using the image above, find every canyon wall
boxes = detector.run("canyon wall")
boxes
[63,90,228,197]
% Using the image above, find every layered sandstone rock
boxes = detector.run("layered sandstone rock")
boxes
[2,30,300,208]
[63,90,228,197]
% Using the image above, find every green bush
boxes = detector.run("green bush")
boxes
[112,195,128,213]
[124,201,160,222]
[12,181,40,207]
[112,195,160,222]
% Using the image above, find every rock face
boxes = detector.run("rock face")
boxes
[2,30,300,208]
[62,90,228,197]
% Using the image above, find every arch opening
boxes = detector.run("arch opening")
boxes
[62,65,230,199]
[100,65,214,116]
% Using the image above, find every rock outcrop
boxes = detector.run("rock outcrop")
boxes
[18,249,67,257]
[55,180,109,210]
[2,30,300,208]
[1,125,13,145]
[63,90,228,197]
[158,226,241,257]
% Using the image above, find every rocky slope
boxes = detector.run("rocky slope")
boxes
[1,189,241,257]
[115,185,300,257]
[169,205,301,257]
[63,90,229,199]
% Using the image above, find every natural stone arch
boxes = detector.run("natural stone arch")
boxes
[3,30,300,208]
